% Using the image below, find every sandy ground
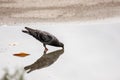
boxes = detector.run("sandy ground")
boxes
[0,0,120,24]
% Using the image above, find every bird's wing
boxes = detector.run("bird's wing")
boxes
[40,31,53,42]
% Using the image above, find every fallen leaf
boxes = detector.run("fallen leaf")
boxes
[13,52,30,57]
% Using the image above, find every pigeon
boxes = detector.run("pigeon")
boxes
[22,27,64,53]
[24,49,64,73]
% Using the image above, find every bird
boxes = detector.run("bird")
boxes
[22,27,64,53]
[24,49,64,73]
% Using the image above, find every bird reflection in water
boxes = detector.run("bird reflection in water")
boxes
[24,49,64,73]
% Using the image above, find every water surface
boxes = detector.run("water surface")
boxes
[0,19,120,80]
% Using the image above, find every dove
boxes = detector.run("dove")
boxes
[24,49,64,73]
[22,27,64,53]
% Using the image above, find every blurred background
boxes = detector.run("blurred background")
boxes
[1,68,24,80]
[0,0,120,24]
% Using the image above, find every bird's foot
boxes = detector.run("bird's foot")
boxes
[45,48,48,51]
[44,48,48,54]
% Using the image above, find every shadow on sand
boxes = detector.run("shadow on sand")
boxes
[24,49,64,73]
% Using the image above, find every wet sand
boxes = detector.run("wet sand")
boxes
[0,0,120,24]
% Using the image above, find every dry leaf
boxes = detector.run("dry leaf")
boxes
[13,52,30,57]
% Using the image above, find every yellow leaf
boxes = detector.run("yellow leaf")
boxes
[13,52,30,57]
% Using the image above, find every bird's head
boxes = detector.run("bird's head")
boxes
[59,42,64,49]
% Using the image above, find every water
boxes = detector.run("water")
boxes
[0,19,120,80]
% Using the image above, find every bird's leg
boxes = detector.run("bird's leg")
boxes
[43,44,48,53]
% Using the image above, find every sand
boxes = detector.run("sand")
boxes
[0,0,120,24]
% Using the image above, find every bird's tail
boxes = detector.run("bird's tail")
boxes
[22,27,35,33]
[24,65,34,73]
[24,27,34,31]
[24,65,31,70]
